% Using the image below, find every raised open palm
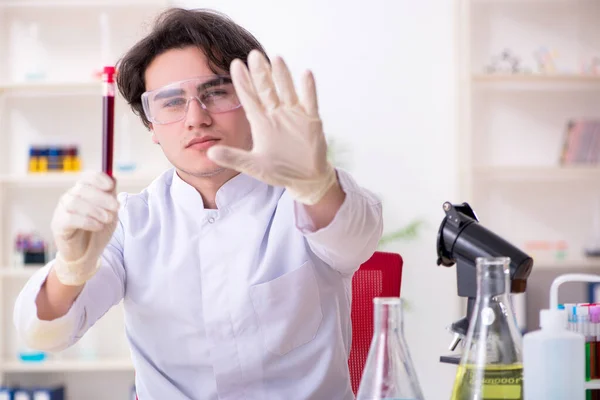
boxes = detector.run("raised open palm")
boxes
[207,50,336,205]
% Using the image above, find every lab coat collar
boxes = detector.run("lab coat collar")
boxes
[171,169,263,212]
[214,172,263,210]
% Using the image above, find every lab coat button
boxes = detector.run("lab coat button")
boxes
[208,217,215,224]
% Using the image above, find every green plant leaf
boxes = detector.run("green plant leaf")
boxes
[378,219,426,248]
[402,297,412,313]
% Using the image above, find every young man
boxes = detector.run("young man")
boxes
[13,7,383,400]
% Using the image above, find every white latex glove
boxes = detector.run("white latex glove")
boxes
[50,171,120,286]
[207,50,337,205]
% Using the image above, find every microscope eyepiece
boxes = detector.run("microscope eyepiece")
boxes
[436,202,533,293]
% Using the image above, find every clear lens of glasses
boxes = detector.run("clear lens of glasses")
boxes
[141,75,241,124]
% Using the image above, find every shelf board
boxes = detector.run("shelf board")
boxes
[474,74,600,82]
[587,380,600,390]
[0,1,165,8]
[474,166,600,182]
[533,258,600,270]
[0,81,103,97]
[472,74,600,91]
[0,173,157,188]
[0,266,43,278]
[2,358,133,372]
[474,0,598,4]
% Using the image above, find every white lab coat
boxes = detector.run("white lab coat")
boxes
[14,168,383,400]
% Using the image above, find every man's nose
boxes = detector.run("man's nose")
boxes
[185,97,213,128]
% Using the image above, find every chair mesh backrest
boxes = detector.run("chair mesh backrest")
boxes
[348,251,403,395]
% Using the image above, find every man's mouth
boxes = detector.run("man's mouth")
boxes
[186,137,221,150]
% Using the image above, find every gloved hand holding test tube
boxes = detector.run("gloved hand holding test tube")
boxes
[48,66,120,287]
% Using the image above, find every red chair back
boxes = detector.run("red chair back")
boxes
[348,251,403,395]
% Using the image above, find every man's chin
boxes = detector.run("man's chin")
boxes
[176,158,238,178]
[182,158,223,175]
[191,166,227,178]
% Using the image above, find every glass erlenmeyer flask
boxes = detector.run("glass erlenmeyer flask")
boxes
[450,257,523,400]
[356,297,425,400]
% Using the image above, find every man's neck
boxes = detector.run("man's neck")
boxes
[176,168,239,209]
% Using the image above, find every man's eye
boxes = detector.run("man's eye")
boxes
[162,98,186,108]
[203,90,228,99]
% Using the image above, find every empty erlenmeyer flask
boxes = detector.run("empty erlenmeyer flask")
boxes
[356,297,425,400]
[450,257,523,400]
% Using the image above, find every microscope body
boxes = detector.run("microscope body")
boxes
[436,202,533,364]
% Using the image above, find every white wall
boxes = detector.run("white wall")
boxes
[173,0,461,398]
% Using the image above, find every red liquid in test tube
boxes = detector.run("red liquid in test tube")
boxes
[102,66,115,177]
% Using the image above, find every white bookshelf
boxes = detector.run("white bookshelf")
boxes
[0,0,170,397]
[458,0,600,262]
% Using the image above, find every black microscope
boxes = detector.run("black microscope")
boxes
[436,201,534,365]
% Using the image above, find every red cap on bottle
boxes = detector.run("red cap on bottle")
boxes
[103,66,116,83]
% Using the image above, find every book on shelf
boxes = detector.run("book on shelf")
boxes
[560,119,600,165]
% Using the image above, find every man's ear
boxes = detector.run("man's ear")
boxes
[150,126,160,145]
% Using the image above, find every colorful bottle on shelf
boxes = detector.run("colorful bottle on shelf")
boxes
[38,147,49,172]
[63,146,74,171]
[71,146,81,171]
[28,147,39,173]
[37,150,48,172]
[47,146,62,171]
[24,233,46,265]
[13,234,24,268]
[28,145,80,173]
[17,346,47,363]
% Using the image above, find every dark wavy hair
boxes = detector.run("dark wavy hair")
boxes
[116,7,267,129]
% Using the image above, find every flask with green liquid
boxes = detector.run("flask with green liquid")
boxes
[450,257,523,400]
